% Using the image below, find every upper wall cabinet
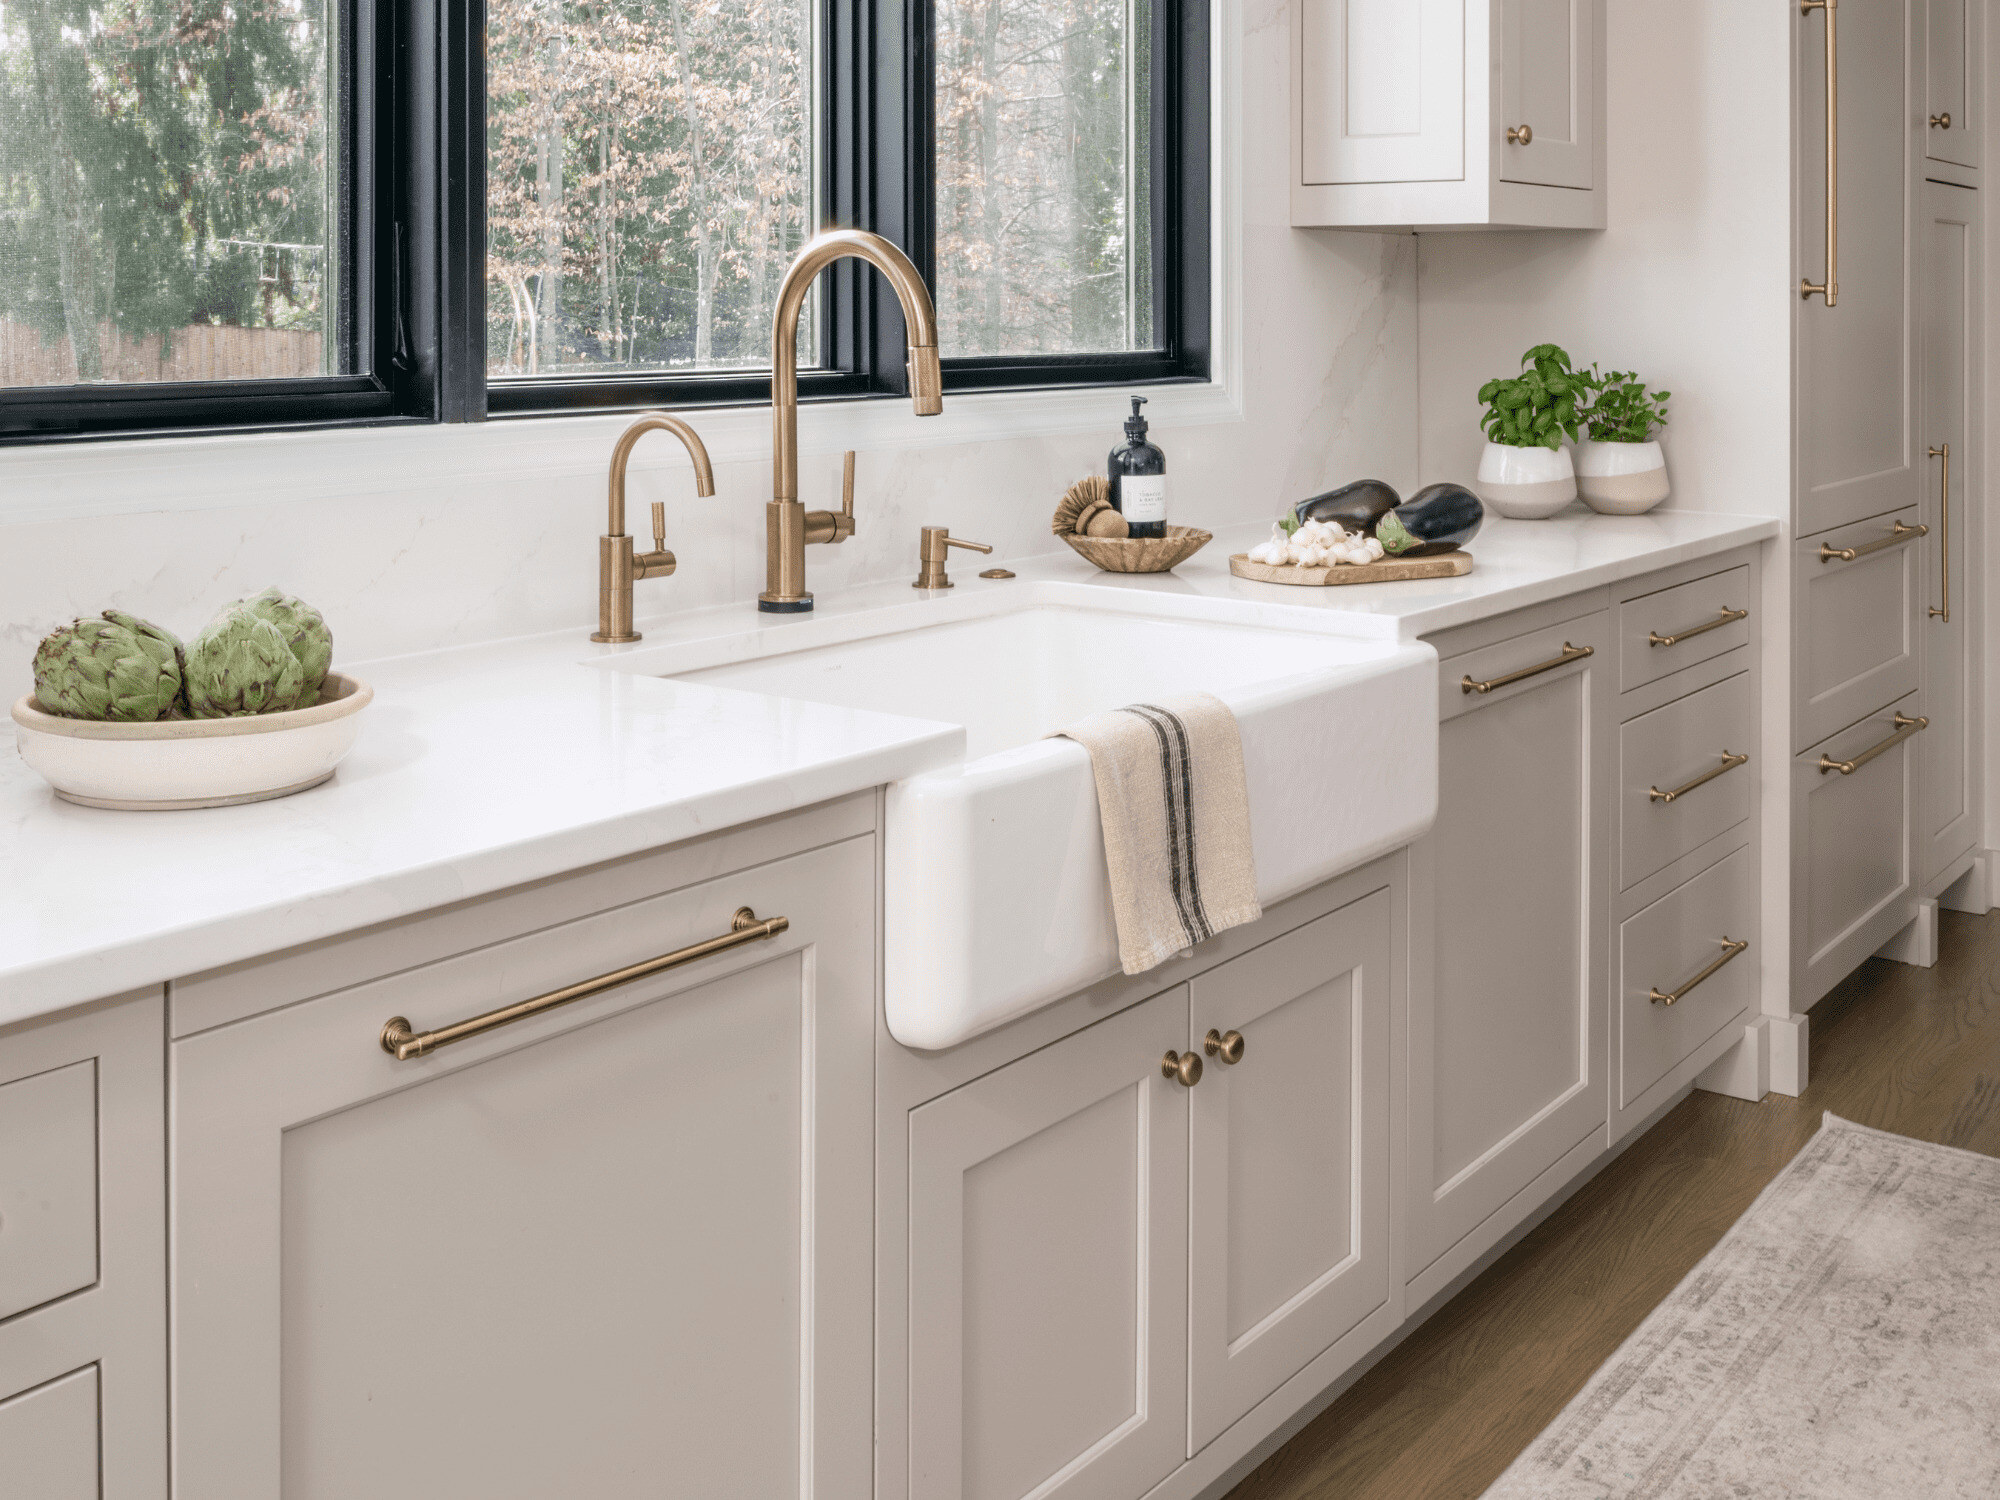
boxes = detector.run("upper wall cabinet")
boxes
[1292,0,1607,230]
[1924,0,1981,172]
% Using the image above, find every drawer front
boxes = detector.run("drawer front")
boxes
[1619,671,1753,890]
[0,1060,98,1321]
[0,1366,99,1500]
[1794,507,1923,750]
[1438,614,1608,723]
[1619,566,1752,692]
[1619,844,1756,1109]
[1794,695,1922,1006]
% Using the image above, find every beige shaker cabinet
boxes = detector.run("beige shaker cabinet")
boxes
[906,988,1193,1500]
[1407,607,1613,1302]
[170,830,877,1500]
[1923,0,1981,173]
[1186,890,1394,1454]
[1917,177,1982,889]
[1291,0,1604,230]
[0,989,167,1500]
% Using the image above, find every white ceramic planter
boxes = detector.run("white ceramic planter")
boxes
[1576,438,1670,514]
[11,673,372,810]
[1475,441,1577,519]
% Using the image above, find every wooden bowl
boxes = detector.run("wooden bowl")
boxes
[11,673,373,810]
[1062,525,1213,574]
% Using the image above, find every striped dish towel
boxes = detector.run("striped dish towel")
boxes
[1051,691,1262,974]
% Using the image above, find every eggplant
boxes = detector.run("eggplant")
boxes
[1376,482,1484,557]
[1293,478,1400,537]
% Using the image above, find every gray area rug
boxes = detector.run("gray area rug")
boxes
[1483,1114,2000,1498]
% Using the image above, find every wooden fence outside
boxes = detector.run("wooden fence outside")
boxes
[0,321,325,386]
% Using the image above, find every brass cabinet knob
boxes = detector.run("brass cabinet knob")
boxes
[1506,124,1533,145]
[1162,1050,1204,1088]
[1932,112,1953,129]
[1203,1028,1245,1065]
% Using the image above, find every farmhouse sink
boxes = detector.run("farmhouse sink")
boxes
[663,595,1438,1050]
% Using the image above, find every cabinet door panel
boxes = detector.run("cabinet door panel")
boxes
[1499,0,1593,189]
[1411,615,1610,1285]
[1794,699,1921,1005]
[1797,0,1916,535]
[1919,180,1979,882]
[907,991,1188,1500]
[174,836,874,1500]
[1299,0,1463,185]
[1188,891,1391,1453]
[1794,506,1924,751]
[0,1366,99,1500]
[0,1060,97,1321]
[1926,0,1978,168]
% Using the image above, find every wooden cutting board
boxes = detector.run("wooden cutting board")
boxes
[1228,551,1473,586]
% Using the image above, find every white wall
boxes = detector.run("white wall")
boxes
[1412,0,1795,1013]
[0,0,1419,706]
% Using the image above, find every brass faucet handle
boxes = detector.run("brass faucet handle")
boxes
[913,526,994,590]
[651,500,667,551]
[803,451,860,546]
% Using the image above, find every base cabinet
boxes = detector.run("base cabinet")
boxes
[1188,892,1392,1453]
[1409,610,1612,1294]
[0,991,166,1500]
[171,833,876,1500]
[901,877,1397,1498]
[908,991,1191,1500]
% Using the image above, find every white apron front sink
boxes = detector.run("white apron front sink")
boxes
[667,597,1438,1049]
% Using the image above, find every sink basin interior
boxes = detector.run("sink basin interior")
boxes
[672,606,1372,759]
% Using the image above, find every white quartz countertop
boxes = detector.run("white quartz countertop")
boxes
[1,502,1776,1026]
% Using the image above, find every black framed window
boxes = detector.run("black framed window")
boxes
[0,0,1203,441]
[0,0,482,441]
[484,0,1208,414]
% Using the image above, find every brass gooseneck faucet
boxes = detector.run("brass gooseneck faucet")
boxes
[761,229,943,612]
[595,413,715,643]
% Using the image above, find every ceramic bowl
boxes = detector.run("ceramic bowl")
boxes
[1475,442,1578,519]
[1575,438,1671,514]
[11,673,372,810]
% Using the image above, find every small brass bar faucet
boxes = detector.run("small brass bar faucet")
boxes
[762,229,943,612]
[596,413,715,643]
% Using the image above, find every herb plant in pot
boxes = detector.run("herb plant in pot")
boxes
[1575,371,1671,514]
[1475,345,1585,519]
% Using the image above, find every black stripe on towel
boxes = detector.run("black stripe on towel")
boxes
[1126,703,1214,947]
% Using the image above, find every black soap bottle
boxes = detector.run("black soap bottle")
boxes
[1108,396,1167,539]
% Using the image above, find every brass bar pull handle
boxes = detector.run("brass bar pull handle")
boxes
[1649,751,1749,805]
[1461,642,1593,695]
[1648,607,1747,648]
[380,907,789,1061]
[1929,443,1950,622]
[1818,519,1926,564]
[1817,713,1927,776]
[1801,0,1838,305]
[1650,937,1749,1006]
[1204,1028,1245,1065]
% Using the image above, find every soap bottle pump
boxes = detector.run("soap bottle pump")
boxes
[1108,396,1167,540]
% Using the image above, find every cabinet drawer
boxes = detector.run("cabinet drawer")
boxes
[1794,507,1923,750]
[1794,695,1923,1006]
[1618,566,1751,692]
[1619,671,1753,890]
[0,1366,99,1500]
[1619,845,1756,1110]
[0,1060,97,1321]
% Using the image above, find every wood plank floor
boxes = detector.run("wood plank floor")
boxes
[1226,908,2000,1500]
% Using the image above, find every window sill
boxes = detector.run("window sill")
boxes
[0,374,1245,525]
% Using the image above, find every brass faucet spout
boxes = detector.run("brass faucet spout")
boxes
[595,413,716,644]
[763,229,943,612]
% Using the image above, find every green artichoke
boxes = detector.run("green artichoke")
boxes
[228,586,332,702]
[184,607,307,717]
[32,611,186,721]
